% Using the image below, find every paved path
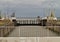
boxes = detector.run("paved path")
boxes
[8,26,59,37]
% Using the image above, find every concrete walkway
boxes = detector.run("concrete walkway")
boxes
[8,26,59,37]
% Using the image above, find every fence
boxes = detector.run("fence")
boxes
[0,26,15,37]
[0,26,60,37]
[46,26,60,33]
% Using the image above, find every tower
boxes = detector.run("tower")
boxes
[50,11,55,17]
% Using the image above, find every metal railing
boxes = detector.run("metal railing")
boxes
[0,26,15,37]
[0,26,60,37]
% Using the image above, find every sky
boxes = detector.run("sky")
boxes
[0,0,60,17]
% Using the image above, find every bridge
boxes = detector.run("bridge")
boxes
[16,19,41,26]
[0,17,60,37]
[0,10,60,37]
[13,17,42,26]
[11,16,60,26]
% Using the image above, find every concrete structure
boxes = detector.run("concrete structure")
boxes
[16,17,41,26]
[0,37,60,42]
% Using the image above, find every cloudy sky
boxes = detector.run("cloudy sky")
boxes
[0,0,60,17]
